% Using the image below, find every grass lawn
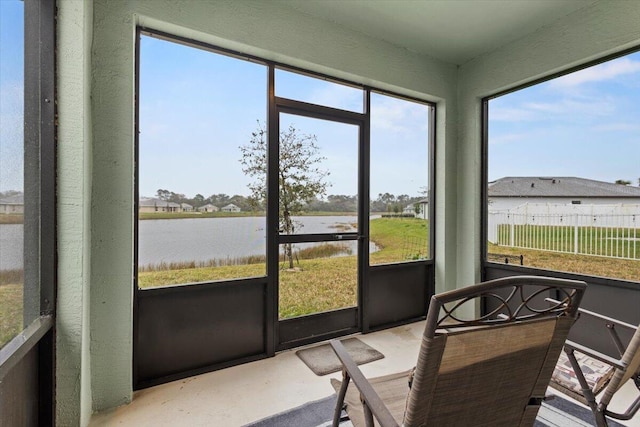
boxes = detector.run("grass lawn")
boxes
[0,284,23,349]
[488,243,639,282]
[139,217,639,319]
[140,217,428,318]
[369,217,429,263]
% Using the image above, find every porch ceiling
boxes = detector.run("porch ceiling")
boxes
[274,0,597,65]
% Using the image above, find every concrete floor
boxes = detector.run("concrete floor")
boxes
[90,320,640,426]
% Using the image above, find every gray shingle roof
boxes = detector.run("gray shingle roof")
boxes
[488,177,640,198]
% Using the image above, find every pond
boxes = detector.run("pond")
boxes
[138,215,377,268]
[0,216,380,270]
[0,224,22,270]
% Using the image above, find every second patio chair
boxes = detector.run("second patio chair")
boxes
[329,275,587,427]
[550,305,640,427]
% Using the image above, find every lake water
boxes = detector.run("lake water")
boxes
[0,224,22,270]
[138,215,375,268]
[0,216,376,270]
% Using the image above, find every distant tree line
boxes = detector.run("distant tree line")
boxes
[152,189,425,213]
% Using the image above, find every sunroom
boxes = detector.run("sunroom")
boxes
[1,0,639,426]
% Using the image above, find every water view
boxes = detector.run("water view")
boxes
[0,224,22,270]
[0,215,385,271]
[139,215,372,268]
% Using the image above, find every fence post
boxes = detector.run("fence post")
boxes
[510,216,514,247]
[574,215,579,254]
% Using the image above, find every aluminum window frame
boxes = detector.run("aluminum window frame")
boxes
[134,27,436,292]
[481,45,640,286]
[0,0,56,423]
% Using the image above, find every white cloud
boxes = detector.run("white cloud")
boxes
[309,84,363,112]
[370,96,429,134]
[550,58,640,88]
[491,96,615,122]
[525,97,614,116]
[488,133,528,145]
[592,122,640,132]
[490,106,538,122]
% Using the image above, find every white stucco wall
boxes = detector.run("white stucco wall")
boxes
[457,0,640,289]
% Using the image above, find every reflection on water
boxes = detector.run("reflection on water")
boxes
[0,224,22,270]
[138,215,375,268]
[0,216,379,271]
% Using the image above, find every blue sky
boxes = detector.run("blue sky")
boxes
[0,0,24,193]
[1,0,637,196]
[139,35,430,199]
[489,52,640,184]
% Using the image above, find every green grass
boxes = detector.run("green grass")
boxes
[488,243,640,282]
[369,217,429,264]
[138,216,640,319]
[139,217,429,318]
[0,284,23,349]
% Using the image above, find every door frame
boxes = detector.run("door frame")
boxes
[133,29,435,387]
[270,96,369,350]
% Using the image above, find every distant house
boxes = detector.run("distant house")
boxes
[488,177,640,211]
[197,203,219,213]
[403,198,429,219]
[402,205,414,215]
[415,198,428,220]
[139,198,181,213]
[0,193,24,214]
[221,203,241,213]
[181,203,193,212]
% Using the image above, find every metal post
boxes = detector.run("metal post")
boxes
[574,215,579,254]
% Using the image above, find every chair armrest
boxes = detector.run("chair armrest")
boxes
[546,298,638,331]
[564,340,627,370]
[330,340,399,427]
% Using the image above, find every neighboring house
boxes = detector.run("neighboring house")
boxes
[139,198,181,213]
[402,198,429,219]
[181,203,193,212]
[415,198,429,220]
[197,203,219,213]
[0,193,24,214]
[221,203,241,212]
[488,177,640,211]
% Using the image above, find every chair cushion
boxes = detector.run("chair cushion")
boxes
[550,351,614,403]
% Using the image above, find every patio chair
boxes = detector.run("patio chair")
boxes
[549,304,640,427]
[329,275,587,427]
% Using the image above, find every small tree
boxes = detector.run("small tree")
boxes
[156,189,171,201]
[240,121,330,268]
[615,179,631,185]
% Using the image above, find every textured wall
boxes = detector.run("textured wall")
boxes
[56,0,93,425]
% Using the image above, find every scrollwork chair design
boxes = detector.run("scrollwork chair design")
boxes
[330,275,586,427]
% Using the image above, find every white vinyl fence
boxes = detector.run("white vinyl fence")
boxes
[488,204,640,261]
